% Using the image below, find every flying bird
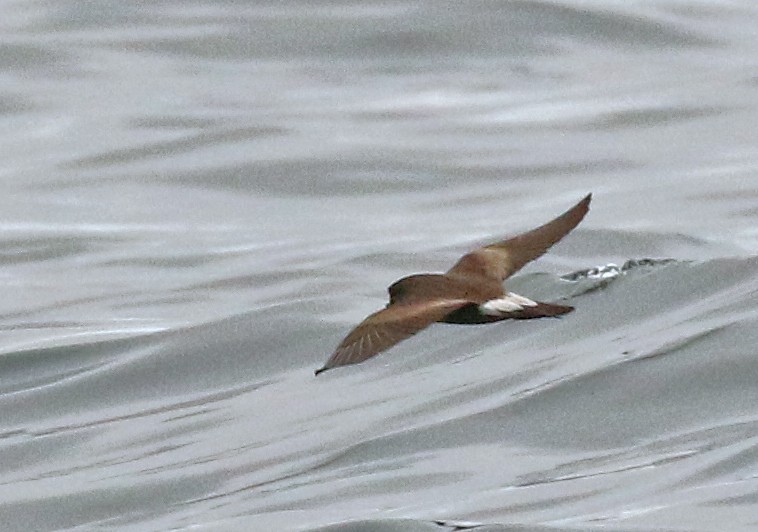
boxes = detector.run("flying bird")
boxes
[315,193,591,375]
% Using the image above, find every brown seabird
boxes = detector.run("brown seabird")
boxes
[315,193,591,375]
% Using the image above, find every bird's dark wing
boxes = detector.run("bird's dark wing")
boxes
[315,299,470,375]
[446,193,591,282]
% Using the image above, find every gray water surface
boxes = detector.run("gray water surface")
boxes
[1,1,757,531]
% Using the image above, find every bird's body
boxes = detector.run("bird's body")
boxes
[389,273,501,306]
[315,193,592,375]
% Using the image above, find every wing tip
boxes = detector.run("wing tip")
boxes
[559,192,591,230]
[314,366,328,376]
[579,192,592,212]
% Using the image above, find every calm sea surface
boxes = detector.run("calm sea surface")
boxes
[1,1,757,530]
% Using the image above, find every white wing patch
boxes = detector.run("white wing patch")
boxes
[480,292,538,316]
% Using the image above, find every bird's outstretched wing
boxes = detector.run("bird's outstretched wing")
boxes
[315,299,470,375]
[447,193,591,282]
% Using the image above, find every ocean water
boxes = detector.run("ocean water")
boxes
[1,1,757,530]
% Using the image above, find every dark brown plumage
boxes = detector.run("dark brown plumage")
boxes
[315,193,591,375]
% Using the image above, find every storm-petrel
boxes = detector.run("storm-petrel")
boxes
[315,193,591,375]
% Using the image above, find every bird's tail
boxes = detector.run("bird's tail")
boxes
[509,301,573,319]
